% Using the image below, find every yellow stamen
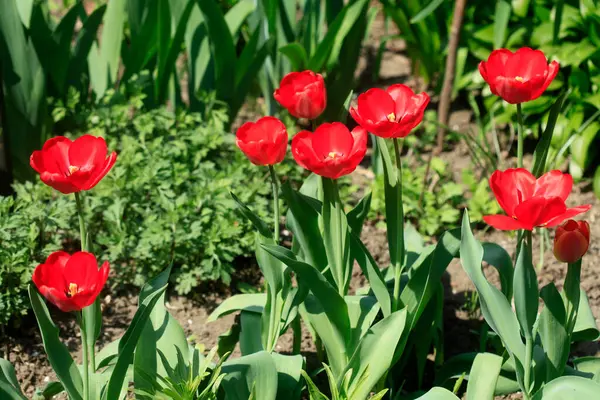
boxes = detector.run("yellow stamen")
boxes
[68,283,79,298]
[328,151,339,159]
[387,112,396,122]
[68,165,79,175]
[515,76,525,82]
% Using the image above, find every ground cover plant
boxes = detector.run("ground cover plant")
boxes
[3,1,600,400]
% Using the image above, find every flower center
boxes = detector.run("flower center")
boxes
[327,151,342,159]
[68,165,79,175]
[66,283,79,298]
[387,112,396,122]
[514,76,525,82]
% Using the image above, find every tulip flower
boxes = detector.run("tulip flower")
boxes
[236,117,288,166]
[483,168,591,231]
[32,251,109,312]
[554,220,590,263]
[291,122,367,179]
[350,84,430,138]
[479,47,559,104]
[30,135,117,194]
[274,70,327,119]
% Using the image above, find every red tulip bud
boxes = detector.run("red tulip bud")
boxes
[553,220,590,263]
[274,70,327,120]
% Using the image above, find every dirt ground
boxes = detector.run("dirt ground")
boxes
[3,5,600,400]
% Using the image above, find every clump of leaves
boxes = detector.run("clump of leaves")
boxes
[302,364,387,400]
[135,347,228,400]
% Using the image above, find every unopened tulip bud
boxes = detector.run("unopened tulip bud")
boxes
[554,220,590,263]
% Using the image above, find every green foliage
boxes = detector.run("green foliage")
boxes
[0,91,300,324]
[301,365,388,400]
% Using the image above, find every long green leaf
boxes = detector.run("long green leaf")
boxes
[415,387,460,400]
[466,353,503,400]
[207,294,266,322]
[532,376,600,399]
[221,351,278,400]
[459,212,525,375]
[493,0,511,49]
[513,239,538,335]
[345,309,407,400]
[103,266,171,399]
[532,92,567,177]
[0,358,26,400]
[261,244,351,344]
[29,286,83,400]
[538,283,569,381]
[410,0,445,23]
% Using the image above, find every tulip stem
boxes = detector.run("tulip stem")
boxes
[564,259,582,336]
[516,103,524,168]
[77,312,90,400]
[268,166,280,243]
[74,192,88,252]
[74,192,97,371]
[392,138,405,312]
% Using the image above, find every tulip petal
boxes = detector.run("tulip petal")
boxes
[507,48,547,80]
[36,137,72,175]
[483,214,524,230]
[312,122,353,159]
[544,204,592,228]
[514,196,566,229]
[534,170,573,201]
[356,88,395,125]
[39,171,80,194]
[554,230,589,263]
[291,130,319,171]
[489,168,535,216]
[69,135,108,172]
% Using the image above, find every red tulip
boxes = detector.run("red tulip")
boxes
[483,168,591,231]
[479,47,559,104]
[236,117,288,166]
[32,251,109,312]
[554,220,590,263]
[291,122,367,179]
[274,70,327,119]
[350,84,429,138]
[30,135,117,194]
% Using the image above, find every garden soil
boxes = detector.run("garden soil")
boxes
[3,6,599,400]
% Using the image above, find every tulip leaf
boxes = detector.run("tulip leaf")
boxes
[415,387,460,400]
[493,0,511,48]
[376,137,404,273]
[307,0,368,71]
[350,232,392,317]
[0,358,26,400]
[346,295,380,349]
[459,211,525,378]
[279,42,308,71]
[532,376,600,399]
[134,289,190,399]
[240,310,264,355]
[281,181,327,271]
[29,286,84,400]
[482,243,514,300]
[573,288,600,342]
[572,357,600,382]
[347,192,371,235]
[231,191,272,238]
[321,177,351,293]
[538,283,569,382]
[466,353,503,400]
[532,92,567,177]
[513,238,538,336]
[103,266,171,400]
[345,308,407,400]
[261,244,351,344]
[410,0,445,23]
[271,353,304,399]
[207,294,266,322]
[221,351,278,400]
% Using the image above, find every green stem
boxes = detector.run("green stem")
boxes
[332,179,346,297]
[516,103,524,169]
[537,228,545,270]
[522,230,534,399]
[77,313,90,400]
[74,192,96,371]
[291,316,302,355]
[74,192,88,252]
[564,259,582,336]
[268,166,280,243]
[392,138,405,312]
[523,333,533,399]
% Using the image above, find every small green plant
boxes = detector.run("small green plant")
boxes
[301,365,388,400]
